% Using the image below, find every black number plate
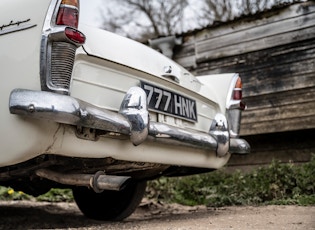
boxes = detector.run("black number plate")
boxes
[140,81,197,122]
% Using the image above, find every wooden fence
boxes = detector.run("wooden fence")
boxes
[171,1,315,167]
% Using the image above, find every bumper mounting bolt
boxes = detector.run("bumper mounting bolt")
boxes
[28,104,35,113]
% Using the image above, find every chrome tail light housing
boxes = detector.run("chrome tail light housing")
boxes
[40,0,85,95]
[226,74,246,137]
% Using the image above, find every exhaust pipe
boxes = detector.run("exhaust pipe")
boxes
[35,169,131,193]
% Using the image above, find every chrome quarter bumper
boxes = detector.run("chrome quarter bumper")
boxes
[9,88,250,156]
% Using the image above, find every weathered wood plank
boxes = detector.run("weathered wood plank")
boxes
[194,39,315,75]
[194,2,315,43]
[229,150,314,167]
[194,39,315,96]
[228,129,315,168]
[240,82,315,135]
[193,2,315,62]
[173,2,315,69]
[240,115,315,135]
[196,11,315,52]
[195,38,315,135]
[243,73,315,97]
[196,26,315,62]
[244,87,315,110]
[242,100,315,123]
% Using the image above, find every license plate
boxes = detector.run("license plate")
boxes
[140,81,197,122]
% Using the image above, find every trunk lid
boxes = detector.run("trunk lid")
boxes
[78,24,201,92]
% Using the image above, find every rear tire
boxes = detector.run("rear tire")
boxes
[72,180,146,221]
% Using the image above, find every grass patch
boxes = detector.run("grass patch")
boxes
[146,155,315,207]
[0,187,73,202]
[1,155,314,206]
[0,186,33,201]
[36,188,74,202]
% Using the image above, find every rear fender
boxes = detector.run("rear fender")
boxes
[197,73,245,138]
[197,73,239,113]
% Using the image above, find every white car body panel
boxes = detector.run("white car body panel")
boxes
[0,0,56,166]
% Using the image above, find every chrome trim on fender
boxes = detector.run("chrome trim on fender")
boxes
[9,88,250,155]
[226,109,242,138]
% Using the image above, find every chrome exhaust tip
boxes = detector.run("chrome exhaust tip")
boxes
[35,169,131,192]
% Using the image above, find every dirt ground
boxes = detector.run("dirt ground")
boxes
[0,200,314,230]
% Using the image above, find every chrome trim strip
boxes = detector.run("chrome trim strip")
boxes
[9,88,250,155]
[59,4,79,11]
[0,24,37,36]
[226,109,241,138]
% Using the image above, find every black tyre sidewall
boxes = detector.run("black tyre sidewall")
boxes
[73,180,146,221]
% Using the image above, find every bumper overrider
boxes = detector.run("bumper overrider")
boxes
[9,87,250,157]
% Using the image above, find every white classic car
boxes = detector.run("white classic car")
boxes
[0,0,249,221]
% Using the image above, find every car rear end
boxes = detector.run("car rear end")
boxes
[70,25,249,158]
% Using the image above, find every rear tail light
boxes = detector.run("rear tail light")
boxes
[233,77,242,100]
[65,27,85,44]
[227,76,246,110]
[56,0,79,28]
[234,77,246,110]
[56,0,85,44]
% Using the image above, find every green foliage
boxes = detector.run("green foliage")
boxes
[0,187,73,202]
[0,187,32,201]
[146,155,315,207]
[36,188,74,202]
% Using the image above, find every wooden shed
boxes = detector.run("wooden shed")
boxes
[171,1,315,168]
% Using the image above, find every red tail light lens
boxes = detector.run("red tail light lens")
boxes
[56,0,80,28]
[233,90,242,100]
[65,27,86,44]
[56,7,79,28]
[233,77,243,100]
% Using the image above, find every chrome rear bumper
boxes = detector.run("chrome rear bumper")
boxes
[9,88,250,156]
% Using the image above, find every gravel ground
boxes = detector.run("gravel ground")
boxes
[0,200,314,229]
